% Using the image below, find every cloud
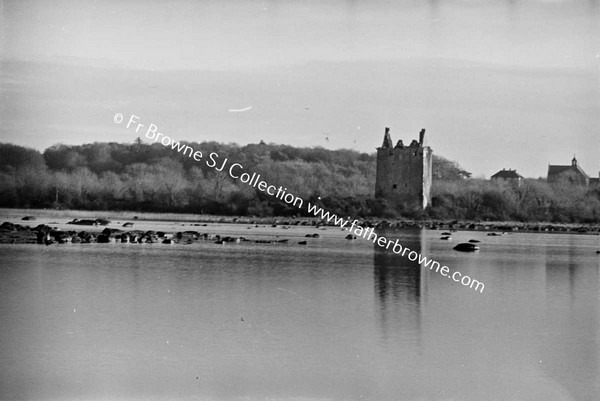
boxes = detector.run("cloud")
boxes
[228,106,253,113]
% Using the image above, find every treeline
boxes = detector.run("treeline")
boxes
[1,140,598,222]
[431,180,600,223]
[0,140,463,216]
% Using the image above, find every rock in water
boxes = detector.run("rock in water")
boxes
[453,243,479,252]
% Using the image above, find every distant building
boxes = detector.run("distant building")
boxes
[491,168,524,187]
[547,156,597,187]
[375,127,433,209]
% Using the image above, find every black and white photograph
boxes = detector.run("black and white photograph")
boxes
[1,1,599,400]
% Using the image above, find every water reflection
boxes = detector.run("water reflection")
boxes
[1,230,599,400]
[373,229,427,347]
[544,237,600,401]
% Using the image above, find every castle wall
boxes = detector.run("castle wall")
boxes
[422,148,432,208]
[375,129,432,209]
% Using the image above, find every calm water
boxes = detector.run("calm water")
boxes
[0,226,598,401]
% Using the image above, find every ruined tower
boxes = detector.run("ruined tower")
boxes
[375,127,433,209]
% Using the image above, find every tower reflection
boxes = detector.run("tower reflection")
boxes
[373,228,427,346]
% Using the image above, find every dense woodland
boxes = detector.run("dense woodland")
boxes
[1,140,599,223]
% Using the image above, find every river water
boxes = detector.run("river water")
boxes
[0,226,598,401]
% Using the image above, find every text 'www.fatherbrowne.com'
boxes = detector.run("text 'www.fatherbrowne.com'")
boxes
[114,113,485,294]
[305,203,485,293]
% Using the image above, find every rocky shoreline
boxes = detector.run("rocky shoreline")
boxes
[1,215,599,245]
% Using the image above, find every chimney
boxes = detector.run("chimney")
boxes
[419,129,426,146]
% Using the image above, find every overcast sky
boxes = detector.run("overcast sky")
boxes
[1,0,599,178]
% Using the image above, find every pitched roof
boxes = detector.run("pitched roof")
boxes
[491,169,523,179]
[548,165,572,175]
[548,164,589,179]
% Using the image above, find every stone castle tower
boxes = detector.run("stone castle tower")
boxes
[375,127,433,209]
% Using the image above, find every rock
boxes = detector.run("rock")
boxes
[453,243,479,252]
[36,231,47,244]
[122,222,134,227]
[21,216,36,221]
[57,235,71,244]
[49,229,65,241]
[102,228,122,236]
[298,241,308,245]
[67,219,98,226]
[77,231,93,242]
[0,222,16,231]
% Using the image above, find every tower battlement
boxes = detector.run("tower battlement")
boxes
[375,127,433,210]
